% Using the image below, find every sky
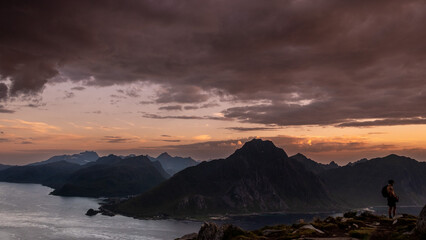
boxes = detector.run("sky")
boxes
[0,0,426,165]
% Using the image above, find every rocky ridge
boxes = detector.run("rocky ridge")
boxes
[176,209,426,240]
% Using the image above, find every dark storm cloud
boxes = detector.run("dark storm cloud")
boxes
[155,86,209,104]
[63,91,74,99]
[1,0,426,126]
[183,102,220,110]
[141,113,230,121]
[158,105,182,111]
[102,136,133,143]
[71,86,85,91]
[161,139,181,143]
[0,83,8,100]
[183,106,199,110]
[117,88,141,98]
[0,105,14,113]
[226,127,281,132]
[337,118,426,127]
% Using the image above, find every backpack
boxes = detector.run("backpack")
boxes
[381,185,389,198]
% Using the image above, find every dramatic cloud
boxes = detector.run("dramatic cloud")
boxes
[117,88,141,98]
[337,117,426,127]
[71,86,85,91]
[158,136,407,163]
[158,105,182,111]
[141,112,230,121]
[0,105,14,113]
[1,0,425,127]
[63,91,75,99]
[102,136,133,143]
[161,139,181,143]
[155,86,209,104]
[0,83,8,100]
[183,106,199,110]
[226,127,281,132]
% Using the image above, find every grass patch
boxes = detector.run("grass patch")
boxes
[349,227,375,239]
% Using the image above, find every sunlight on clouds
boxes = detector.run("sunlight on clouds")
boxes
[193,135,211,141]
[0,119,60,133]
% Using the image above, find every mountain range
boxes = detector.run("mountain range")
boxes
[51,155,169,197]
[0,152,196,197]
[320,154,426,207]
[148,152,198,176]
[105,139,426,219]
[109,139,337,218]
[29,151,99,166]
[290,153,339,174]
[0,138,425,219]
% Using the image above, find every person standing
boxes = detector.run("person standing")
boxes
[387,179,399,219]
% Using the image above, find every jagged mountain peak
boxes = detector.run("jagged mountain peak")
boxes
[157,152,172,159]
[292,153,308,159]
[329,161,339,167]
[235,138,288,159]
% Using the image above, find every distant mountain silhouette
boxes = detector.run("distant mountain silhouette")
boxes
[29,151,99,166]
[51,155,169,197]
[110,139,335,218]
[0,164,11,171]
[0,161,82,188]
[345,158,368,167]
[320,154,426,207]
[148,152,198,176]
[290,153,339,174]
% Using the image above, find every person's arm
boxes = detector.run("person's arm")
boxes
[388,186,397,198]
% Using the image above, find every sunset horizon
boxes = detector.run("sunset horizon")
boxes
[1,1,426,239]
[1,1,426,165]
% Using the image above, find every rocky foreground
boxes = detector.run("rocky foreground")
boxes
[177,206,426,240]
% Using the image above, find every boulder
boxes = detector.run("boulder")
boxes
[85,208,99,216]
[197,222,244,240]
[99,206,115,216]
[417,205,426,234]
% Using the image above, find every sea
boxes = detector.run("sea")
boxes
[0,182,422,240]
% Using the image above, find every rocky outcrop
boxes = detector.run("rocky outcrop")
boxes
[417,204,426,234]
[85,208,100,216]
[175,222,244,240]
[176,212,422,240]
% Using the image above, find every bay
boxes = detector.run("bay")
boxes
[0,182,422,239]
[0,182,200,240]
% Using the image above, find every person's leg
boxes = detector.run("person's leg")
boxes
[393,206,396,218]
[388,206,392,218]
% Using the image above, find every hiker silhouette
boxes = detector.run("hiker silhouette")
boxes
[386,179,399,218]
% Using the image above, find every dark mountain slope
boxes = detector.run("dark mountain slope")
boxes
[0,164,11,171]
[110,139,335,218]
[51,155,169,197]
[0,161,82,188]
[150,152,198,176]
[320,154,426,207]
[290,153,339,174]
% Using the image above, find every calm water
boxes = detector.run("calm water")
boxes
[0,183,200,240]
[0,182,423,239]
